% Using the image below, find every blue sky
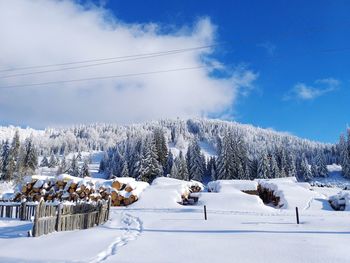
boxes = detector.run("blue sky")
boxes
[97,0,350,143]
[0,0,349,143]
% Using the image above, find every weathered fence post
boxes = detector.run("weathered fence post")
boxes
[20,202,26,220]
[97,200,103,225]
[106,197,111,221]
[33,201,43,237]
[204,205,207,220]
[295,207,300,224]
[55,203,62,232]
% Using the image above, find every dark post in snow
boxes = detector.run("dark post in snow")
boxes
[204,205,207,220]
[295,207,300,224]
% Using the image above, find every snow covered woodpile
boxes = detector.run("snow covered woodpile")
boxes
[257,177,319,210]
[180,180,203,205]
[109,178,149,206]
[12,175,148,206]
[329,191,350,211]
[257,184,281,207]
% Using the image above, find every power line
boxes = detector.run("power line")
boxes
[0,49,205,79]
[0,44,219,73]
[0,66,207,89]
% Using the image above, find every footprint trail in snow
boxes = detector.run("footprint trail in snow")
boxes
[89,212,142,263]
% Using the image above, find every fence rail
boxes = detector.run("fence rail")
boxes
[0,199,111,237]
[0,202,36,221]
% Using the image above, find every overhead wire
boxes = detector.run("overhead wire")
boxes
[0,65,207,89]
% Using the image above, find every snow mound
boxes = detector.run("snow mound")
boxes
[208,180,258,193]
[257,177,319,210]
[131,177,197,209]
[203,180,270,212]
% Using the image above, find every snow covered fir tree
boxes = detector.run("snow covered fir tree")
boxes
[1,118,348,184]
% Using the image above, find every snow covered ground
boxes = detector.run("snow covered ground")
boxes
[1,177,350,263]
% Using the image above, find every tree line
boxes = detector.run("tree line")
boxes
[0,119,347,184]
[99,125,333,184]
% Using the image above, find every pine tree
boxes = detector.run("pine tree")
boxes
[170,151,189,180]
[40,156,49,167]
[299,155,312,181]
[76,151,82,161]
[216,133,235,179]
[210,166,216,181]
[57,155,68,175]
[269,155,280,178]
[286,154,296,178]
[178,151,189,180]
[121,160,129,177]
[68,155,79,177]
[339,133,350,178]
[153,128,168,167]
[206,156,217,181]
[48,153,57,168]
[276,148,287,177]
[244,162,251,180]
[1,140,11,180]
[80,159,90,177]
[18,137,38,177]
[257,152,270,179]
[170,158,179,179]
[186,140,205,182]
[315,151,328,177]
[11,131,20,158]
[164,150,174,176]
[250,158,259,179]
[311,161,318,178]
[232,133,248,179]
[138,136,163,183]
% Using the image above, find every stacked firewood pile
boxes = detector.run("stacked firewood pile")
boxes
[180,181,204,206]
[110,180,148,206]
[257,184,281,207]
[12,175,148,206]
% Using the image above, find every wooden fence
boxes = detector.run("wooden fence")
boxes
[32,199,111,237]
[0,199,111,237]
[0,202,36,221]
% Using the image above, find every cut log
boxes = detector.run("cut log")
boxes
[125,185,133,193]
[112,180,122,190]
[21,186,27,194]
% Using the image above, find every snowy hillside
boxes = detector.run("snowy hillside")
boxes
[0,118,344,184]
[0,118,332,155]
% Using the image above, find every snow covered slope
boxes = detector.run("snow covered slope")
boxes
[0,177,350,263]
[0,126,44,141]
[0,118,331,159]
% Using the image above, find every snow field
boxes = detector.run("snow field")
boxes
[1,177,350,263]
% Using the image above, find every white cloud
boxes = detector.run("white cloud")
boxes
[0,0,257,128]
[284,78,340,101]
